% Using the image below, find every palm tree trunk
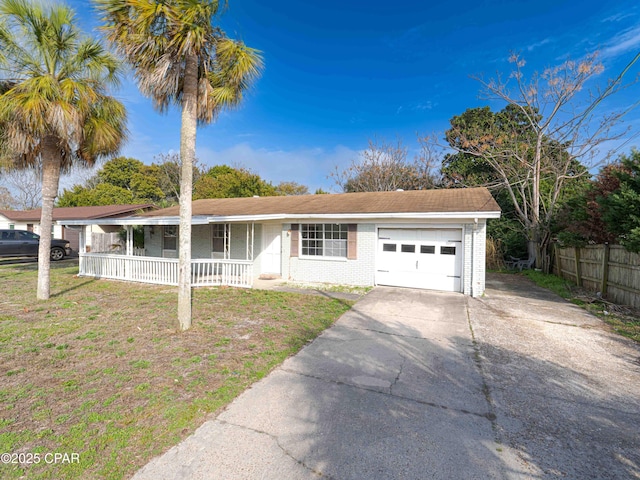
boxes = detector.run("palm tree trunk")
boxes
[177,53,198,330]
[37,136,62,300]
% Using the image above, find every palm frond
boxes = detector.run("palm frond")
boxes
[95,0,261,123]
[0,0,127,170]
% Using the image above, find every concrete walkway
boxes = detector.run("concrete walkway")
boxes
[133,287,521,479]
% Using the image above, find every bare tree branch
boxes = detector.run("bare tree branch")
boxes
[331,136,439,192]
[439,51,640,271]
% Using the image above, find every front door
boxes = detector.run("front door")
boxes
[261,224,281,275]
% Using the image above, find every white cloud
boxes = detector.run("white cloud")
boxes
[526,38,552,52]
[195,143,359,192]
[396,101,436,115]
[602,13,635,23]
[600,25,640,59]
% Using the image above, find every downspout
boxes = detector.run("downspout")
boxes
[472,218,478,297]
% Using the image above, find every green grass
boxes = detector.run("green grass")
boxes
[0,263,353,479]
[521,270,573,299]
[284,281,373,295]
[521,270,640,343]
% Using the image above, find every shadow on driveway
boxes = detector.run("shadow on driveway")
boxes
[469,272,640,479]
[134,287,525,479]
[133,279,640,479]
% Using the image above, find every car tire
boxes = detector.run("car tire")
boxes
[50,247,65,261]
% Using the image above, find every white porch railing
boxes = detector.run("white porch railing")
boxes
[79,253,253,288]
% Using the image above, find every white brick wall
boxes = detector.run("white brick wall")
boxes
[463,224,473,296]
[462,221,487,297]
[282,223,376,286]
[473,220,487,297]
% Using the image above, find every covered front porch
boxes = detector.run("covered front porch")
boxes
[69,218,262,289]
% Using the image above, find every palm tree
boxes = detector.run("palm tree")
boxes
[0,0,127,300]
[96,0,263,330]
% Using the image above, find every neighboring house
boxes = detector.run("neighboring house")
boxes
[61,188,500,297]
[0,204,155,253]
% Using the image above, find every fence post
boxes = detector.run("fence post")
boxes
[600,243,610,296]
[574,247,582,287]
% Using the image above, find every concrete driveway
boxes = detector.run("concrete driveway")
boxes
[469,273,640,479]
[133,276,640,479]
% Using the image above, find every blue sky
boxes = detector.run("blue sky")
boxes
[66,0,640,192]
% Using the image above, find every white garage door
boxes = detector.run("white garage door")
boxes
[376,228,463,292]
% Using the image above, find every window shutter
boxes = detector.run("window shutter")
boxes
[347,224,357,260]
[291,224,299,257]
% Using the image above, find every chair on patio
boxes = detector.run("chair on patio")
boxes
[506,256,535,271]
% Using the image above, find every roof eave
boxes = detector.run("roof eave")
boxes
[58,211,501,226]
[58,216,211,226]
[206,212,501,222]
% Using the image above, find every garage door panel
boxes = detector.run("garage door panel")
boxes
[376,228,462,292]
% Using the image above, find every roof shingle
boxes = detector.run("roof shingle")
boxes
[142,188,500,217]
[0,204,155,222]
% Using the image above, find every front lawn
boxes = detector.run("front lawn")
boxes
[0,263,353,479]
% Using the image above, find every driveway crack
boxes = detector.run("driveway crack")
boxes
[280,367,492,421]
[389,355,406,395]
[466,298,499,427]
[342,325,430,341]
[216,419,329,479]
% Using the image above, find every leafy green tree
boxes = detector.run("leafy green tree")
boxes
[193,165,277,199]
[599,150,640,252]
[0,0,127,299]
[58,154,208,206]
[57,157,165,206]
[98,156,165,201]
[57,183,136,207]
[555,163,624,246]
[275,181,309,196]
[442,106,527,189]
[96,0,263,330]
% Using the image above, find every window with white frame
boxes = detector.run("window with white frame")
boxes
[212,224,228,258]
[163,226,177,251]
[301,224,348,257]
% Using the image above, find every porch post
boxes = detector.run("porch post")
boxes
[244,223,255,260]
[79,227,85,254]
[126,226,133,256]
[78,227,85,275]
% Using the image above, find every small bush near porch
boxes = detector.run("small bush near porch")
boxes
[0,263,353,480]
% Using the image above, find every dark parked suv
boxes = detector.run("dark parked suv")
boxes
[0,230,72,261]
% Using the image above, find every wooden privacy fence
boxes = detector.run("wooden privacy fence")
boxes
[554,244,640,309]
